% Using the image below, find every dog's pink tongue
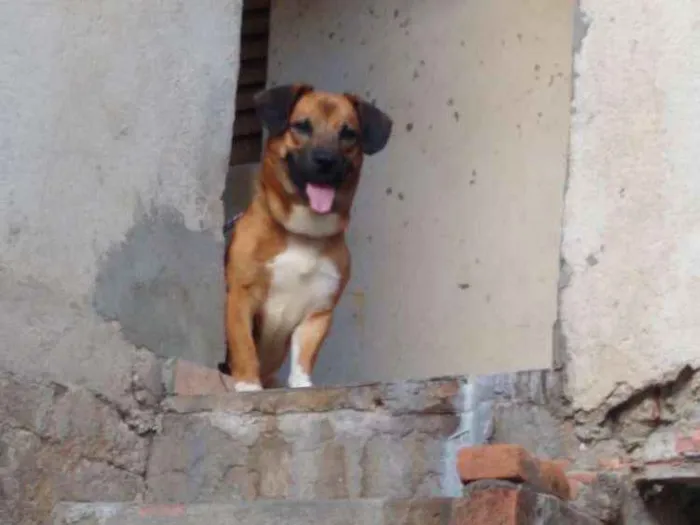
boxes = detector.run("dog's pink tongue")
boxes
[306,184,335,214]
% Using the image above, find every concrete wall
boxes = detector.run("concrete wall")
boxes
[268,0,573,384]
[0,0,242,399]
[562,0,700,414]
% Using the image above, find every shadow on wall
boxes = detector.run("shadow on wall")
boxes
[638,482,700,524]
[221,163,258,246]
[93,205,225,368]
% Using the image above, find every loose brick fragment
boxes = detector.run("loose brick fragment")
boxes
[457,444,571,500]
[539,459,571,500]
[170,359,237,396]
[453,485,524,525]
[138,504,186,517]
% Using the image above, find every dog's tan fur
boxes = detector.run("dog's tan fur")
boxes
[223,84,391,391]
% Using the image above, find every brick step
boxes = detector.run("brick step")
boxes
[147,363,468,502]
[54,485,601,525]
[54,500,463,525]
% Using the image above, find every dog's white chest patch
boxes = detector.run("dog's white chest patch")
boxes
[260,240,340,349]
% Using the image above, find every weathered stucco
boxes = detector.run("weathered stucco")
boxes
[0,0,242,386]
[562,0,700,413]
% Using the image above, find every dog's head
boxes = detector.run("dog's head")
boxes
[254,84,392,218]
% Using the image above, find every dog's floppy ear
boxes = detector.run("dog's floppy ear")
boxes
[346,95,393,155]
[254,84,313,136]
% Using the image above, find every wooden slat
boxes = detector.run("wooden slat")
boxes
[244,0,271,10]
[241,10,270,36]
[230,135,263,165]
[238,59,267,86]
[241,37,269,61]
[236,85,263,112]
[233,110,262,137]
[230,0,269,166]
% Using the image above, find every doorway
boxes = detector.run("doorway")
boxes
[224,0,574,385]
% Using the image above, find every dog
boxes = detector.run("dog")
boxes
[221,83,392,391]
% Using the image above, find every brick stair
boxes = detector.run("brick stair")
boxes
[54,484,599,525]
[54,500,471,525]
[147,366,466,502]
[1,361,607,524]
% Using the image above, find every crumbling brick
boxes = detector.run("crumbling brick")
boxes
[568,471,624,523]
[457,444,571,500]
[165,358,238,396]
[455,483,526,524]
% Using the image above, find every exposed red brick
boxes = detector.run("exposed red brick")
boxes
[457,445,571,500]
[568,471,598,484]
[567,471,598,499]
[567,471,598,498]
[540,460,571,500]
[675,429,700,455]
[596,457,628,471]
[565,471,625,523]
[458,445,536,484]
[171,359,237,396]
[568,479,583,500]
[138,504,186,517]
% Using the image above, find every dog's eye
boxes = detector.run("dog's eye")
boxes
[339,124,358,142]
[290,119,313,135]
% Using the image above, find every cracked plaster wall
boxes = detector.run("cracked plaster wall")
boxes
[0,0,242,391]
[562,0,700,414]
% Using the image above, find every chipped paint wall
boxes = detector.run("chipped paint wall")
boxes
[268,0,573,383]
[562,0,700,415]
[0,0,242,395]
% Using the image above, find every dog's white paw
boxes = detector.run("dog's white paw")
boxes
[234,381,263,393]
[288,373,313,389]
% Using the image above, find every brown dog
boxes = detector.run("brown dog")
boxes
[222,84,392,391]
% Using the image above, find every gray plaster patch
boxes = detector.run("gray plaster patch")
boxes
[572,0,591,57]
[94,205,225,368]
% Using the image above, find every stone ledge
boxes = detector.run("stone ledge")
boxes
[579,425,700,483]
[162,359,466,416]
[635,426,700,481]
[160,358,568,420]
[54,488,603,525]
[457,444,571,500]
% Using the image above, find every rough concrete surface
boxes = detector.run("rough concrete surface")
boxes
[562,0,700,416]
[148,380,466,502]
[0,369,156,525]
[0,0,242,383]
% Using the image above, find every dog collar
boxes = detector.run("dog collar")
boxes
[224,209,349,237]
[223,211,243,234]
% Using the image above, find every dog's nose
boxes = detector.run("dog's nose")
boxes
[311,148,337,171]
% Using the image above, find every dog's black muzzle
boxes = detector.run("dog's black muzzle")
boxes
[286,146,351,194]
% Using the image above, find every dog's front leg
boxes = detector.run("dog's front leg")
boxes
[288,310,333,388]
[225,285,262,392]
